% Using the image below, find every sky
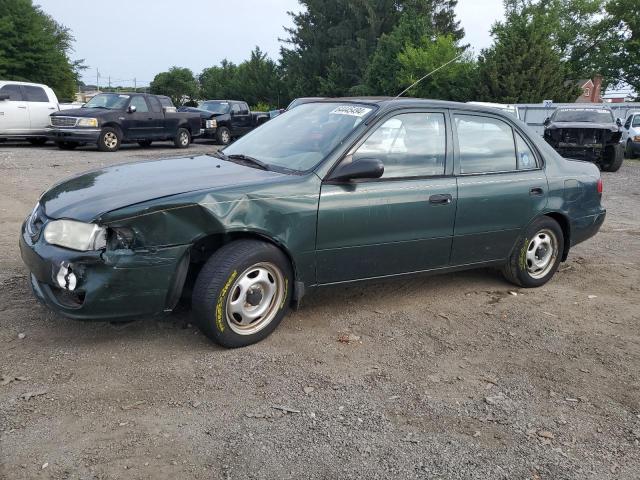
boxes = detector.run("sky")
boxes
[35,0,505,88]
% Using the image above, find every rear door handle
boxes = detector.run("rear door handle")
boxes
[429,193,452,205]
[530,187,544,196]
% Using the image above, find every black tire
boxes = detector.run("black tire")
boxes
[28,137,48,146]
[174,127,191,148]
[502,216,564,288]
[56,141,78,150]
[192,239,293,348]
[98,127,121,152]
[138,140,152,147]
[601,144,624,172]
[216,127,231,146]
[626,140,638,159]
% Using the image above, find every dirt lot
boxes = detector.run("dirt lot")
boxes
[1,140,639,479]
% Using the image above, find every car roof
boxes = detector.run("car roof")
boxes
[0,80,51,88]
[200,99,243,103]
[553,104,614,110]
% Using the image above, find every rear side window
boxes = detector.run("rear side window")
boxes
[129,96,149,113]
[23,85,48,102]
[455,115,516,174]
[353,112,446,178]
[158,96,173,108]
[148,96,162,113]
[633,116,640,127]
[0,84,23,101]
[515,132,537,170]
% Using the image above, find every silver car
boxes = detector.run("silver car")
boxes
[622,111,640,158]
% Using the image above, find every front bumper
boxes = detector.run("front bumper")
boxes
[20,221,189,321]
[200,127,217,139]
[47,127,100,144]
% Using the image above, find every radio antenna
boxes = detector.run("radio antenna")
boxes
[393,52,466,99]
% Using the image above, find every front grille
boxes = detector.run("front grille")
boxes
[51,116,78,127]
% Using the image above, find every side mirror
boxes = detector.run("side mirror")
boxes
[329,157,384,182]
[543,117,551,127]
[0,94,9,101]
[127,105,137,113]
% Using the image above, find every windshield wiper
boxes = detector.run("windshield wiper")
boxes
[227,154,270,171]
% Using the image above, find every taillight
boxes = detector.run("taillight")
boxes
[597,178,603,195]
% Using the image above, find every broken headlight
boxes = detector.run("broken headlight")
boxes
[44,220,107,251]
[108,227,136,250]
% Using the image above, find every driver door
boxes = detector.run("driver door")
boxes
[316,110,457,284]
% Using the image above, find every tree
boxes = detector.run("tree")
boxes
[0,0,83,100]
[150,67,199,106]
[476,1,579,103]
[397,35,477,101]
[600,0,640,94]
[200,60,239,100]
[281,0,465,97]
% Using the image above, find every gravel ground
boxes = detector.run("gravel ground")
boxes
[0,140,639,479]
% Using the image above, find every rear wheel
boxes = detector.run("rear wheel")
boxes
[98,127,121,152]
[138,140,152,147]
[56,141,78,150]
[601,144,624,172]
[174,128,190,148]
[626,140,638,159]
[216,127,231,145]
[503,216,564,288]
[192,239,293,348]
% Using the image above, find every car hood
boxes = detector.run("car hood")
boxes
[50,107,114,118]
[545,121,619,132]
[40,154,284,222]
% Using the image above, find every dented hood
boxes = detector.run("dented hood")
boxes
[40,154,283,222]
[545,121,619,132]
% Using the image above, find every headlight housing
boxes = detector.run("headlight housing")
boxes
[77,117,98,127]
[206,119,217,128]
[44,220,107,251]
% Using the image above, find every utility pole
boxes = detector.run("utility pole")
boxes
[96,68,99,91]
[134,78,137,91]
[108,76,111,90]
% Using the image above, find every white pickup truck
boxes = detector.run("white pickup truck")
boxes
[0,80,60,144]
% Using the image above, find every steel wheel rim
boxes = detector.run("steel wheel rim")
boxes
[104,132,118,149]
[180,131,189,146]
[526,229,558,279]
[226,262,284,335]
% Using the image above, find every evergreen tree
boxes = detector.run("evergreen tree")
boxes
[476,1,579,103]
[0,0,83,100]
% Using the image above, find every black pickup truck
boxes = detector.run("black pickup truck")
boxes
[48,93,201,152]
[178,100,269,145]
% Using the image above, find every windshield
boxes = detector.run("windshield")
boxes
[198,101,230,114]
[553,108,614,123]
[223,102,376,172]
[83,93,130,110]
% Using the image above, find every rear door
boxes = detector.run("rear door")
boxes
[146,96,166,138]
[0,84,29,134]
[316,109,457,283]
[22,85,57,133]
[450,112,548,265]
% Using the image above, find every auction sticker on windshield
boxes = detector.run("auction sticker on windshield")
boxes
[330,105,373,117]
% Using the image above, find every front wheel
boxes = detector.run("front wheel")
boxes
[503,217,564,288]
[626,141,637,159]
[98,127,121,152]
[192,240,293,348]
[174,128,190,148]
[216,127,231,146]
[601,144,624,172]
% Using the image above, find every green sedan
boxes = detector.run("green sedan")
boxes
[20,99,606,347]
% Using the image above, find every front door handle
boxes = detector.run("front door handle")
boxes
[530,187,544,196]
[17,105,27,109]
[429,193,452,205]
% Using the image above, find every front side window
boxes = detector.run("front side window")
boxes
[0,84,23,101]
[239,103,249,115]
[353,112,446,178]
[23,86,48,102]
[625,116,633,129]
[455,115,517,174]
[231,103,241,115]
[129,96,149,113]
[633,115,640,127]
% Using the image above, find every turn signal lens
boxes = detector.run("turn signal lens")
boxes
[597,178,603,194]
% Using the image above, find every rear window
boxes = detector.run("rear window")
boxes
[553,108,614,123]
[23,85,48,102]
